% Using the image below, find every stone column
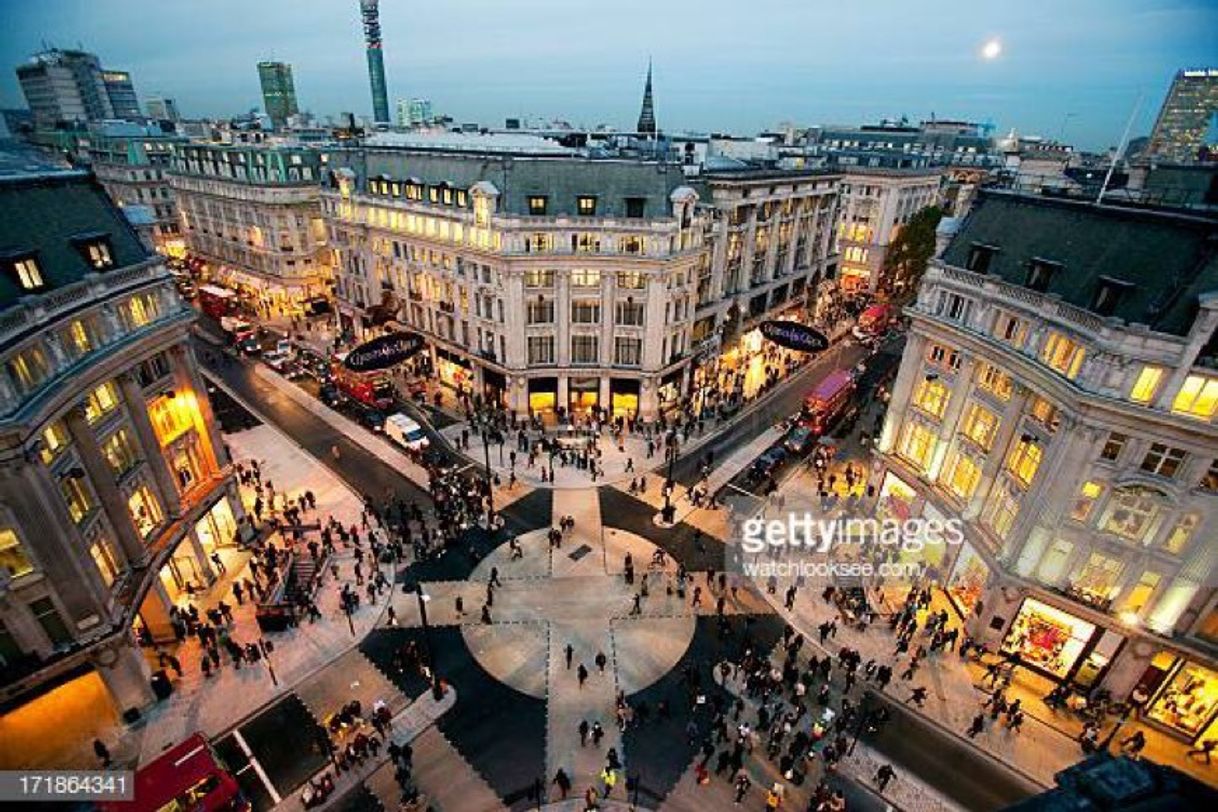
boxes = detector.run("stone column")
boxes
[927,357,977,481]
[63,406,149,568]
[186,528,217,584]
[138,579,177,641]
[92,640,155,716]
[876,331,929,454]
[964,385,1031,520]
[117,372,182,519]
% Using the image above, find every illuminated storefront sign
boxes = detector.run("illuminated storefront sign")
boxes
[876,472,918,523]
[760,320,829,354]
[344,331,425,372]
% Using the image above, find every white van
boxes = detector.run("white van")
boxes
[384,413,429,451]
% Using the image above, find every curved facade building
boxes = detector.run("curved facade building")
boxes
[0,157,243,718]
[871,189,1218,744]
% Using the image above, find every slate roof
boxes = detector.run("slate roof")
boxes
[0,170,151,309]
[941,189,1218,336]
[327,147,690,219]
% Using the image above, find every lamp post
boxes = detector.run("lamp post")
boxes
[661,431,678,522]
[415,583,443,701]
[480,424,496,530]
[258,638,278,686]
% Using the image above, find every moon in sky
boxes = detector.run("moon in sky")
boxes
[981,38,1003,60]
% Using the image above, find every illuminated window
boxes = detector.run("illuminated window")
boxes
[126,481,163,538]
[1100,488,1161,543]
[570,269,601,287]
[1100,432,1127,462]
[617,271,646,289]
[39,421,71,465]
[912,377,950,419]
[78,239,114,270]
[975,363,1012,400]
[122,292,161,329]
[148,392,194,445]
[844,246,869,264]
[7,253,45,290]
[61,319,95,358]
[897,420,937,472]
[523,269,554,288]
[1006,437,1043,487]
[1130,366,1164,405]
[619,236,645,255]
[89,535,120,587]
[5,345,52,395]
[1163,513,1198,555]
[84,381,121,424]
[943,452,981,500]
[0,528,34,578]
[1041,331,1086,379]
[525,233,552,253]
[1073,553,1124,600]
[1028,396,1060,432]
[959,402,998,450]
[1071,481,1103,522]
[1119,571,1161,615]
[573,233,601,253]
[100,428,139,476]
[577,196,597,216]
[1140,443,1187,479]
[527,196,548,216]
[59,472,96,524]
[983,484,1020,540]
[1172,374,1218,419]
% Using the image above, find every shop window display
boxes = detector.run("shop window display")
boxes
[1146,662,1218,739]
[1001,598,1096,680]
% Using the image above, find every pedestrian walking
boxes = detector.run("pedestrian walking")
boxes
[875,763,896,791]
[578,663,589,688]
[595,651,607,673]
[966,713,985,738]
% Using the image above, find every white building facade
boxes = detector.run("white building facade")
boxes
[871,190,1218,744]
[835,167,942,294]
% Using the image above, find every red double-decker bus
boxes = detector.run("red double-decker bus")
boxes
[331,353,395,409]
[100,732,247,812]
[802,368,856,435]
[197,285,238,321]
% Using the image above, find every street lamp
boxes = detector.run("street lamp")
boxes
[414,583,444,701]
[661,431,678,523]
[258,638,278,687]
[480,424,496,530]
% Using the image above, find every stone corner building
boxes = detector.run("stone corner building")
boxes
[871,187,1218,745]
[0,157,243,718]
[324,135,841,420]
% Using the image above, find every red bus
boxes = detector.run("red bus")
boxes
[100,732,247,812]
[853,304,894,339]
[802,369,856,435]
[331,353,395,409]
[197,285,238,321]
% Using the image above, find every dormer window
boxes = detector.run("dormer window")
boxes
[1025,258,1061,292]
[1092,275,1133,317]
[577,196,597,216]
[5,252,45,291]
[73,234,115,271]
[966,243,998,273]
[625,197,646,218]
[528,196,548,216]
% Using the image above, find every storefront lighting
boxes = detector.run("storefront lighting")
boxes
[1119,610,1141,627]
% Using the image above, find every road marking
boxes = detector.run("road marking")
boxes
[233,729,282,804]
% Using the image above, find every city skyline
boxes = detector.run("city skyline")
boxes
[2,0,1215,149]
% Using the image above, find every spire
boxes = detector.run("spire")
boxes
[636,59,656,135]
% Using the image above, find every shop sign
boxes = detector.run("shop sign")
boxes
[759,320,829,353]
[344,331,425,372]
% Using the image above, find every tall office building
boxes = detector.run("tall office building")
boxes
[396,97,432,128]
[102,69,140,118]
[16,49,113,127]
[360,0,391,123]
[1147,68,1218,164]
[257,61,299,128]
[145,96,180,122]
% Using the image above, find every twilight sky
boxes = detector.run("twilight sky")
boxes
[2,0,1216,150]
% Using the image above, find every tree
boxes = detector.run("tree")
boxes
[880,205,943,301]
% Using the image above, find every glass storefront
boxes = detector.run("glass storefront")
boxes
[437,356,472,392]
[946,541,989,617]
[568,377,599,415]
[876,472,918,523]
[609,379,640,419]
[159,546,205,602]
[1001,598,1096,680]
[528,378,558,416]
[195,497,238,554]
[1146,660,1218,740]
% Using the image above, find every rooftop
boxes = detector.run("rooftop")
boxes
[941,189,1218,336]
[363,131,575,156]
[0,163,151,310]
